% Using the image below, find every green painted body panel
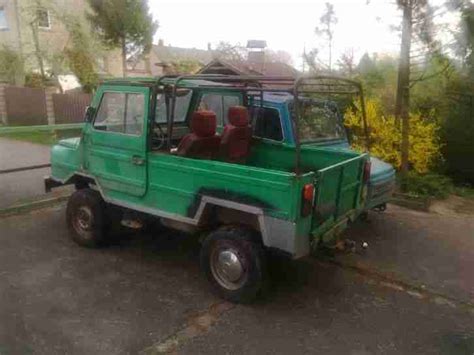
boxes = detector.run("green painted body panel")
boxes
[146,153,304,220]
[51,138,310,220]
[49,79,369,253]
[82,85,149,197]
[248,139,367,236]
[50,138,82,180]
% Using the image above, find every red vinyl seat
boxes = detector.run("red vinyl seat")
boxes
[177,111,221,159]
[220,106,252,163]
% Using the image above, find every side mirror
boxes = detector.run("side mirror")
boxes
[84,106,95,123]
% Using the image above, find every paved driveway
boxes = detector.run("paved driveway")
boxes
[337,205,474,304]
[0,138,52,209]
[0,204,473,354]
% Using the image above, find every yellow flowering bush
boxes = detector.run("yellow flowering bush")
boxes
[344,99,442,174]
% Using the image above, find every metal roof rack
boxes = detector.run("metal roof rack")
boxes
[105,74,369,174]
[164,74,369,173]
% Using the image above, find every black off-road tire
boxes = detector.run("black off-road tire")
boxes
[66,188,108,248]
[200,226,268,303]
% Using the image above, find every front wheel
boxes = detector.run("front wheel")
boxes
[66,188,107,248]
[200,227,268,303]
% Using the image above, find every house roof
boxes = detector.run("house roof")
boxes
[152,44,214,65]
[150,43,298,77]
[199,58,299,77]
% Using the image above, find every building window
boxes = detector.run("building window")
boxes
[0,7,8,30]
[37,9,50,29]
[97,56,107,72]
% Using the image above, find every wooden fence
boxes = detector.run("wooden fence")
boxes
[52,93,92,124]
[0,84,92,126]
[4,86,48,126]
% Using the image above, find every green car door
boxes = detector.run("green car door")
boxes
[83,85,149,197]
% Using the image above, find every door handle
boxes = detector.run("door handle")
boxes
[131,155,145,166]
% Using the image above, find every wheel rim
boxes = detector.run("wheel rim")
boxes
[210,245,246,291]
[73,206,93,237]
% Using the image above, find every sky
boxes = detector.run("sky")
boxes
[148,0,459,70]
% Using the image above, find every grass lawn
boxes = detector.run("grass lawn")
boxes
[0,129,82,146]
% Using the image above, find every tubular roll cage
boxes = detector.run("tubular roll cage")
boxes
[153,74,370,176]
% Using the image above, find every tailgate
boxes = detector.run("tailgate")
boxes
[312,153,368,237]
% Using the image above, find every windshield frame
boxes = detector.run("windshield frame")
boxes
[289,98,347,144]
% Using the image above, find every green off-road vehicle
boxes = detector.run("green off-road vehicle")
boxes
[45,75,371,302]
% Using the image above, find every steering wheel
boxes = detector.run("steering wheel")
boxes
[152,123,167,150]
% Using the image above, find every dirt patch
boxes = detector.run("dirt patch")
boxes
[429,195,474,216]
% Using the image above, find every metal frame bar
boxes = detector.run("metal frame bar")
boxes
[158,74,369,175]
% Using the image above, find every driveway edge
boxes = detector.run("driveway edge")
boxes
[0,195,69,218]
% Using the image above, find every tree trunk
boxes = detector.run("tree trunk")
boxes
[121,37,127,77]
[328,24,332,71]
[395,0,413,182]
[30,22,45,79]
[329,39,332,72]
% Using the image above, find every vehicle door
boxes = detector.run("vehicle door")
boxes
[83,85,149,197]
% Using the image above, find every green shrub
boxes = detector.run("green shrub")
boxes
[0,46,24,85]
[440,88,474,184]
[25,72,47,88]
[399,172,453,199]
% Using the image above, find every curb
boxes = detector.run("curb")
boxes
[390,193,432,211]
[0,195,69,218]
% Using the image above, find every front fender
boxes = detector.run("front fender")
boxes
[50,138,82,181]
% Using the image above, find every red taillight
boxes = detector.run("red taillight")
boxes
[301,184,314,217]
[363,160,371,184]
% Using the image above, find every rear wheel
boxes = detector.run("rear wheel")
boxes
[66,189,107,248]
[200,226,268,303]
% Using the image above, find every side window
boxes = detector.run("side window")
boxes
[125,94,144,135]
[94,92,144,136]
[252,107,283,142]
[199,93,223,125]
[155,90,192,123]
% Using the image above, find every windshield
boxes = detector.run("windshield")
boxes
[155,90,192,124]
[296,100,346,142]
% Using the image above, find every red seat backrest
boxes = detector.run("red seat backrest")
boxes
[220,106,252,163]
[177,111,221,159]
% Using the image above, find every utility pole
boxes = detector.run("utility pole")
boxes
[395,0,413,179]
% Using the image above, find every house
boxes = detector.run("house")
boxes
[0,0,297,83]
[198,58,299,77]
[127,39,214,77]
[198,40,298,77]
[0,0,124,81]
[142,39,298,78]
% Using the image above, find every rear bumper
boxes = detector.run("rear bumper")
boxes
[44,176,64,193]
[311,209,360,248]
[366,179,395,210]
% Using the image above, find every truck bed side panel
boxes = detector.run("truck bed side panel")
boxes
[312,154,367,241]
[99,153,306,223]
